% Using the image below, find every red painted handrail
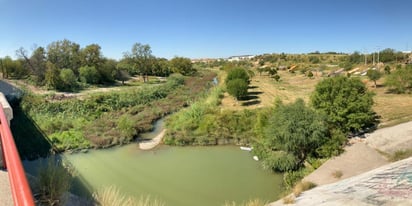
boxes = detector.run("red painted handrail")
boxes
[0,106,35,206]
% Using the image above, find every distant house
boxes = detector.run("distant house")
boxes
[227,55,255,62]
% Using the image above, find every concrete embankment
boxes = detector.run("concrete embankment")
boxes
[139,129,166,150]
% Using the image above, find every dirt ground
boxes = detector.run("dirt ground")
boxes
[220,71,320,110]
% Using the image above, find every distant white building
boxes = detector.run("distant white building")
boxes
[227,55,255,62]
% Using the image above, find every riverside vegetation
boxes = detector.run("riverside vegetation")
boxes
[4,44,412,205]
[16,71,216,154]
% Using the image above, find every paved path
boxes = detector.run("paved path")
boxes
[271,157,412,206]
[0,170,13,206]
[303,142,388,186]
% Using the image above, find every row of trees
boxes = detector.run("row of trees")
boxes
[0,39,195,91]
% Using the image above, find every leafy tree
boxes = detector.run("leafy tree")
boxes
[45,62,61,89]
[123,43,153,82]
[311,76,375,133]
[385,65,412,93]
[0,56,14,78]
[379,48,396,63]
[30,46,48,84]
[153,58,170,77]
[1,57,28,78]
[170,57,195,75]
[59,69,77,91]
[98,58,117,83]
[226,67,250,83]
[264,99,328,169]
[226,79,248,100]
[79,66,100,84]
[16,47,44,82]
[47,39,81,73]
[116,69,130,85]
[80,44,103,68]
[366,69,382,88]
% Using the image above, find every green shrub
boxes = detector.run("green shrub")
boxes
[262,151,299,172]
[226,79,248,100]
[79,66,100,84]
[316,129,347,157]
[226,67,250,83]
[283,170,306,189]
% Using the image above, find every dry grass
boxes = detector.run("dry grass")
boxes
[93,186,165,206]
[282,195,295,204]
[389,149,412,162]
[331,170,343,179]
[293,181,317,196]
[369,78,412,127]
[221,71,321,110]
[223,199,268,206]
[221,71,412,127]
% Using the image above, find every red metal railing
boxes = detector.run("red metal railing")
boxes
[0,106,35,206]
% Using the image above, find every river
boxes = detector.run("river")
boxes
[23,119,284,206]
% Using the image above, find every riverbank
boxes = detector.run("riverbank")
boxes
[12,71,217,159]
[270,121,412,205]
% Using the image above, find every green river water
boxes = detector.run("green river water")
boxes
[23,119,284,205]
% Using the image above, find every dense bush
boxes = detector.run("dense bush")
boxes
[225,67,250,83]
[227,78,248,100]
[311,76,376,133]
[79,66,100,84]
[264,99,328,167]
[385,65,412,93]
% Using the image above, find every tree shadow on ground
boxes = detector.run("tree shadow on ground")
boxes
[239,95,259,101]
[241,100,261,106]
[248,91,263,96]
[248,85,259,89]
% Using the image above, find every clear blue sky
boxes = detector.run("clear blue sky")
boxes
[1,0,411,59]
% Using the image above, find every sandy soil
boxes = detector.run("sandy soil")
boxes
[303,142,388,186]
[138,129,166,150]
[365,121,412,154]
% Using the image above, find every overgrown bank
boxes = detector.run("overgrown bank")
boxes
[13,71,216,158]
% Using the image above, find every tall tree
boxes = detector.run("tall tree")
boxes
[366,69,382,88]
[30,46,48,84]
[170,57,195,75]
[124,43,153,82]
[80,44,103,68]
[47,39,81,73]
[311,76,376,133]
[264,99,328,170]
[45,62,61,89]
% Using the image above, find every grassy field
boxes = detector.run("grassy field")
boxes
[220,70,412,127]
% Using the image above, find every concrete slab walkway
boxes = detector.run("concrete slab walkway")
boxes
[0,170,13,206]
